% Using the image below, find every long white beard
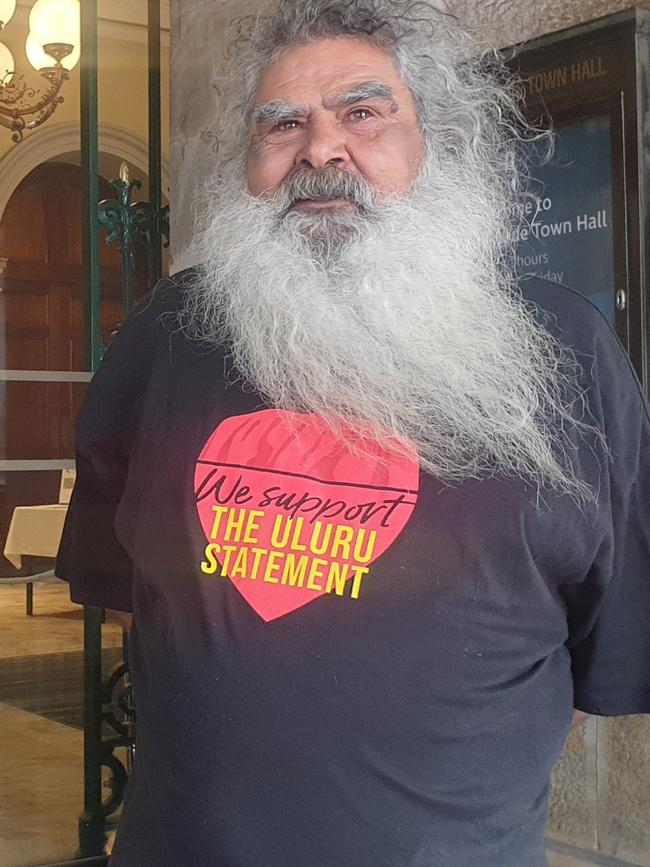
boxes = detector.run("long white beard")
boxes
[181,157,589,499]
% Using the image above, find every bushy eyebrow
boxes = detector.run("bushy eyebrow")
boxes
[250,99,308,125]
[325,80,395,108]
[250,81,396,128]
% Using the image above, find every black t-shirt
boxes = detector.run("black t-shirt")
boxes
[57,272,650,867]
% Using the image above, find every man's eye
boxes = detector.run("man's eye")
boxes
[348,108,375,122]
[273,119,301,132]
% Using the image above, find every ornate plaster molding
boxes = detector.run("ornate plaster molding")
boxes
[0,121,171,225]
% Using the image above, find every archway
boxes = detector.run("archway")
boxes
[0,122,170,225]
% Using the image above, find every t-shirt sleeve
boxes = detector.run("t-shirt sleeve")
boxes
[562,301,650,716]
[56,287,169,611]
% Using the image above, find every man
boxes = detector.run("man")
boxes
[57,1,650,865]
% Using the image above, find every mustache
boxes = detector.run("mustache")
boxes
[275,167,376,213]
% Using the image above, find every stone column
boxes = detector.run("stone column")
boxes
[170,0,269,272]
[452,0,650,46]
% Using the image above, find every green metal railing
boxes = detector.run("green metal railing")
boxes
[98,162,168,317]
[79,0,104,856]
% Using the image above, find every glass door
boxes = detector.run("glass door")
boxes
[0,158,133,865]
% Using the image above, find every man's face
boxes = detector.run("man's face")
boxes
[193,34,580,498]
[246,37,425,204]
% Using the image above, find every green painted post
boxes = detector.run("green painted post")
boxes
[80,0,105,857]
[148,0,162,287]
[81,2,102,372]
[120,229,132,317]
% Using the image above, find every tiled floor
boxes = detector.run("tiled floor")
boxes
[0,703,83,866]
[0,581,122,659]
[0,582,123,867]
[547,852,600,866]
[546,848,642,867]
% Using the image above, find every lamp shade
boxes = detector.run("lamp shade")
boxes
[28,0,80,50]
[0,41,14,81]
[0,0,16,28]
[26,31,79,70]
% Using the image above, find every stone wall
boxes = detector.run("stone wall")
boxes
[170,0,270,270]
[169,2,650,864]
[453,0,650,47]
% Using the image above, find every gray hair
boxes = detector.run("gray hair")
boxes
[213,0,547,196]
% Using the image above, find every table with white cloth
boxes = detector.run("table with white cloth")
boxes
[3,504,68,614]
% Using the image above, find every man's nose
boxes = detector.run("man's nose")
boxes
[295,115,351,170]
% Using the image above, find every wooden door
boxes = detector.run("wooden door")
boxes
[0,162,148,569]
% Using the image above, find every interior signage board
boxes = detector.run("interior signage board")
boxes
[515,116,615,323]
[509,7,650,388]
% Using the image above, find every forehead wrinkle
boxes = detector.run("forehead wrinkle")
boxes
[250,99,309,125]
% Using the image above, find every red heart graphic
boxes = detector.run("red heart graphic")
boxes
[194,410,419,621]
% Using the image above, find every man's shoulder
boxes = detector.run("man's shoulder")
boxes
[520,277,649,422]
[112,266,202,349]
[519,275,606,326]
[94,266,204,376]
[133,265,200,319]
[518,275,615,354]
